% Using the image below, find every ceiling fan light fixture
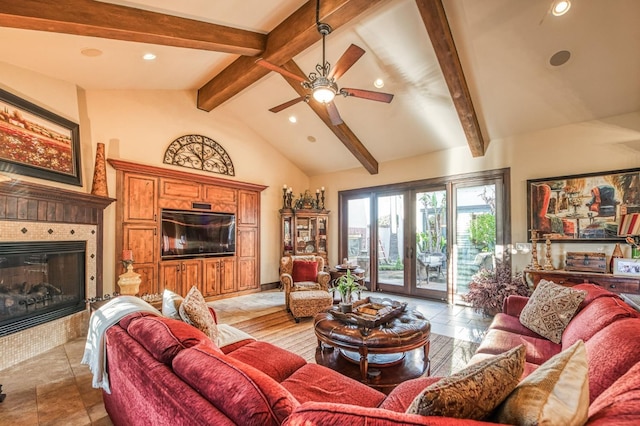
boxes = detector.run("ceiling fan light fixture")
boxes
[310,77,338,103]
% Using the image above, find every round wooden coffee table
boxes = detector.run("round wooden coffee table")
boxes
[314,308,430,392]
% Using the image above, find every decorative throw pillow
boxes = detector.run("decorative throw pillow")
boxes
[162,288,183,320]
[406,345,525,419]
[519,279,586,344]
[292,260,318,282]
[179,286,218,341]
[493,340,589,426]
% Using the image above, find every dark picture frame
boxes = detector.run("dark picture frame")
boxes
[0,88,82,186]
[527,168,640,242]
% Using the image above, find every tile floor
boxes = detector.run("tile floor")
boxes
[0,289,491,425]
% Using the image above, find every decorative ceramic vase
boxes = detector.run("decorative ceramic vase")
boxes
[118,263,141,296]
[91,142,109,197]
[610,243,623,273]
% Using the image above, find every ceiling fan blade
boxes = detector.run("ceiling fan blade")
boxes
[326,101,343,126]
[341,88,394,103]
[269,96,307,113]
[256,59,307,83]
[328,44,365,80]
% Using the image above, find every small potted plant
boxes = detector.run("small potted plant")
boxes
[462,254,531,317]
[331,269,367,313]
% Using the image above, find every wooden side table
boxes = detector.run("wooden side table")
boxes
[524,269,640,295]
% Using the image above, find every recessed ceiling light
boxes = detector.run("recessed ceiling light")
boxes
[374,78,384,88]
[80,48,102,57]
[143,53,156,61]
[549,50,571,66]
[307,136,316,143]
[288,116,297,123]
[551,0,571,16]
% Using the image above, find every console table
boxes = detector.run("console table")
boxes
[525,269,640,295]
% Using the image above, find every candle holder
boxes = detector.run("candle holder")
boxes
[530,230,542,270]
[320,188,325,210]
[282,187,288,209]
[543,237,554,270]
[118,263,141,296]
[315,191,320,209]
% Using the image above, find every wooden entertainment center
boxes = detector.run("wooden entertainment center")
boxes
[108,159,267,300]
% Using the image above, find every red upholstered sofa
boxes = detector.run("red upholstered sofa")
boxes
[283,284,640,425]
[103,284,640,425]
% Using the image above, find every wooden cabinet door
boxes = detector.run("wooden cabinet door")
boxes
[203,258,220,297]
[238,190,258,226]
[123,225,157,265]
[221,257,236,292]
[159,178,202,200]
[160,261,182,295]
[237,228,256,258]
[132,264,157,296]
[181,259,202,294]
[237,258,257,291]
[124,174,157,222]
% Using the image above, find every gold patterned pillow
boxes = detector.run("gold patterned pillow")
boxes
[493,339,589,425]
[406,345,525,419]
[179,286,218,341]
[519,279,586,344]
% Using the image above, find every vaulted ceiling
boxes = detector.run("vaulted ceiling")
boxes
[1,0,639,176]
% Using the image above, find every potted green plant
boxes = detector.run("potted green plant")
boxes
[331,269,367,313]
[462,254,531,317]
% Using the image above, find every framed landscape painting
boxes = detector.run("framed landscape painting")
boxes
[0,88,82,186]
[527,168,640,242]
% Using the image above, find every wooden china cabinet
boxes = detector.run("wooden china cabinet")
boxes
[280,208,329,266]
[109,159,266,300]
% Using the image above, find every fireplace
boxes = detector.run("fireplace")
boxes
[0,179,113,371]
[0,241,86,337]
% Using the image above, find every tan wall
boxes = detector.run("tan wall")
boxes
[3,61,640,288]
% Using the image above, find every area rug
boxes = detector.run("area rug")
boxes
[230,309,480,378]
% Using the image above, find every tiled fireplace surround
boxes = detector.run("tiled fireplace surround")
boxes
[0,180,113,371]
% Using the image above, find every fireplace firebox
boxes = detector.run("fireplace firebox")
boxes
[0,241,86,337]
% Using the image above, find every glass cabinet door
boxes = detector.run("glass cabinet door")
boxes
[318,217,327,255]
[282,216,293,255]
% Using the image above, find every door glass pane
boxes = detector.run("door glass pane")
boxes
[415,190,447,291]
[347,198,370,281]
[377,194,404,286]
[454,184,496,302]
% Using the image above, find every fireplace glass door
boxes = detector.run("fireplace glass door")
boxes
[0,241,86,336]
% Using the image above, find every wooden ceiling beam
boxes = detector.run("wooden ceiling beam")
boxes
[415,0,485,157]
[0,0,266,55]
[280,60,378,175]
[197,0,385,111]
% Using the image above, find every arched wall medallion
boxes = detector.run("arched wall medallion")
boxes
[163,134,235,176]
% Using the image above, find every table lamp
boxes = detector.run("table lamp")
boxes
[618,213,640,259]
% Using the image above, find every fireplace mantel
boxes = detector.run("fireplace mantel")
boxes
[0,179,114,295]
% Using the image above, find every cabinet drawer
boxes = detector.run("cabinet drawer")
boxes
[598,280,640,294]
[203,186,236,204]
[160,178,202,200]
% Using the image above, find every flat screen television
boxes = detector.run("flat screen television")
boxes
[161,209,236,259]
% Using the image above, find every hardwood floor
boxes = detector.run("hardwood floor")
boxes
[0,290,491,425]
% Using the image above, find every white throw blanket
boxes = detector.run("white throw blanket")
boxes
[81,296,160,393]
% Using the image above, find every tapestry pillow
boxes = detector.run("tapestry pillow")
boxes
[162,288,183,320]
[292,260,318,282]
[406,344,525,420]
[493,340,589,426]
[179,286,218,341]
[519,279,586,344]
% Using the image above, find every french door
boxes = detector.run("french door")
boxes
[338,169,509,304]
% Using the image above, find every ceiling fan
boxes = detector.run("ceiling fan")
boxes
[255,0,394,126]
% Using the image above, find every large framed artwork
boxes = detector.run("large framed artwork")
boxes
[527,168,640,242]
[0,88,82,186]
